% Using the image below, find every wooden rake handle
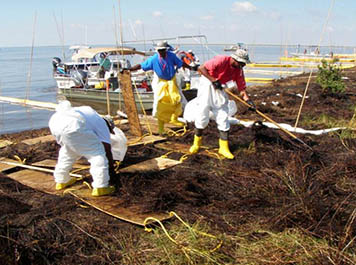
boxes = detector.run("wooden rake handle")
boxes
[225,89,312,150]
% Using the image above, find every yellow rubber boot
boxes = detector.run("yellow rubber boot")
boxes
[55,177,78,190]
[158,119,165,135]
[170,114,185,127]
[218,139,234,159]
[189,135,202,154]
[91,185,115,197]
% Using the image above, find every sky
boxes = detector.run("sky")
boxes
[1,0,355,47]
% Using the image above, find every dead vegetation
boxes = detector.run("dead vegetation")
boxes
[1,67,356,264]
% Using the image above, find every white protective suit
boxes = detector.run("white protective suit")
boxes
[49,102,111,189]
[191,76,232,131]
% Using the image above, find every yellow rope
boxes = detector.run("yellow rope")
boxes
[160,151,174,159]
[166,126,188,137]
[70,166,90,174]
[13,155,26,164]
[143,211,223,255]
[132,79,153,135]
[114,161,121,174]
[127,132,150,145]
[205,149,223,160]
[179,154,189,162]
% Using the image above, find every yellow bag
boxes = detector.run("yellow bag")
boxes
[156,76,182,123]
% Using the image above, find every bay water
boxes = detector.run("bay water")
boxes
[0,44,354,134]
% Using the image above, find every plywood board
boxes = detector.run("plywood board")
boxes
[6,169,62,194]
[120,157,181,173]
[21,135,55,145]
[5,169,171,226]
[155,142,219,159]
[0,140,13,148]
[127,134,166,147]
[0,158,18,172]
[68,187,172,226]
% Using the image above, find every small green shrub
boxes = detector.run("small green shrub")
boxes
[316,59,345,94]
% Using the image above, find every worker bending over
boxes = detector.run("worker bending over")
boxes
[49,101,117,196]
[189,49,255,159]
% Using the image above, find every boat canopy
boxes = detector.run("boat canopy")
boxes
[72,47,146,61]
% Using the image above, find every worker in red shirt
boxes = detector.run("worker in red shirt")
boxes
[189,49,255,159]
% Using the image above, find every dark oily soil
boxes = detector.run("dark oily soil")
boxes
[1,67,356,264]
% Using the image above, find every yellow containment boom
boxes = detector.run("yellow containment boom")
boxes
[0,96,57,111]
[280,57,355,63]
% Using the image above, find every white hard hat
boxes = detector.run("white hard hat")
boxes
[155,40,169,51]
[231,49,250,64]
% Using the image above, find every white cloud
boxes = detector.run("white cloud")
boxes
[200,15,214,20]
[152,11,163,17]
[231,1,257,13]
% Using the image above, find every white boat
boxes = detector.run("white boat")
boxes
[52,46,150,90]
[53,46,198,114]
[223,43,245,52]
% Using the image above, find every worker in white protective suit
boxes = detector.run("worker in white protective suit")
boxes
[49,101,118,196]
[189,49,256,159]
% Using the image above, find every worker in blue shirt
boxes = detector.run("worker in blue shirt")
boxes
[129,40,195,134]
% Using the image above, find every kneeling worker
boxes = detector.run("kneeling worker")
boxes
[49,101,116,196]
[189,49,255,159]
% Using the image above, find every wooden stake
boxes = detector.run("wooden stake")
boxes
[119,70,143,136]
[106,79,111,116]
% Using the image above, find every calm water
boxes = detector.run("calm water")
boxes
[0,44,354,134]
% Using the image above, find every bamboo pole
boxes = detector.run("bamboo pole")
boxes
[225,89,312,150]
[294,0,335,128]
[0,160,83,178]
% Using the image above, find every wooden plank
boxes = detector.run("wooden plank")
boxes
[68,187,171,226]
[5,169,171,226]
[120,157,181,173]
[31,159,89,169]
[22,135,55,145]
[119,70,143,137]
[127,134,166,147]
[6,169,63,194]
[0,158,18,172]
[0,140,13,148]
[155,142,219,158]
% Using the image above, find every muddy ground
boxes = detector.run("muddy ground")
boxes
[1,67,356,264]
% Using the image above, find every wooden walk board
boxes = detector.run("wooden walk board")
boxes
[21,135,55,145]
[68,188,171,226]
[31,159,89,169]
[5,169,171,226]
[155,142,219,158]
[127,134,166,147]
[119,157,181,173]
[6,169,63,194]
[0,158,18,172]
[0,140,13,148]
